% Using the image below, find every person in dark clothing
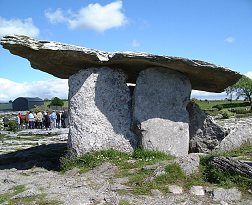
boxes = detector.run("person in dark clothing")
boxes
[56,112,61,128]
[44,112,50,130]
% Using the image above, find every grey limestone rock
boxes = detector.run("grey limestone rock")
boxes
[11,188,39,199]
[68,67,137,155]
[211,187,242,202]
[187,101,227,153]
[168,185,183,194]
[189,186,205,196]
[133,68,191,157]
[176,153,200,176]
[216,117,252,152]
[1,35,241,92]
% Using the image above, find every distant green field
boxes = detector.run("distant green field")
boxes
[193,99,250,110]
[44,100,68,108]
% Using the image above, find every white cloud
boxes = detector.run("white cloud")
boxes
[45,8,67,24]
[224,36,235,43]
[45,0,127,32]
[191,90,227,100]
[0,17,39,38]
[132,39,140,48]
[245,71,252,79]
[0,78,68,103]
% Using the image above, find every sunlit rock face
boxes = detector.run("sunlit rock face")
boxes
[1,35,241,93]
[132,68,191,156]
[0,35,243,157]
[68,67,137,155]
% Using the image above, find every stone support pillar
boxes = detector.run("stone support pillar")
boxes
[68,67,137,156]
[133,67,191,156]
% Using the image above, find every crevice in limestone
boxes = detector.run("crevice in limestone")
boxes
[131,120,144,148]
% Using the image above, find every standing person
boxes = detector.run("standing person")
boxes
[61,111,65,128]
[44,112,50,130]
[56,111,61,128]
[33,112,38,129]
[16,114,20,130]
[18,113,24,129]
[25,112,29,129]
[62,110,68,128]
[50,110,57,129]
[37,111,43,129]
[28,112,35,129]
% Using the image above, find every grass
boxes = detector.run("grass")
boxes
[220,143,252,161]
[0,133,6,141]
[191,98,252,117]
[60,147,252,195]
[44,100,68,108]
[60,148,174,173]
[0,185,62,205]
[192,99,249,110]
[200,155,252,191]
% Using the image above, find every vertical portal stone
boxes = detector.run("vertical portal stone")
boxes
[68,67,137,156]
[133,67,191,156]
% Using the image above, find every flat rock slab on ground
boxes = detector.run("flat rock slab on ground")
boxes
[215,117,252,152]
[0,127,252,204]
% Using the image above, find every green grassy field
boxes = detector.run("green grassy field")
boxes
[192,99,250,110]
[44,100,68,108]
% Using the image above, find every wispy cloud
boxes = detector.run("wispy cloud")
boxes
[245,71,252,79]
[45,8,67,24]
[191,90,227,100]
[0,78,68,103]
[224,36,235,43]
[132,39,140,48]
[0,17,39,38]
[45,1,127,32]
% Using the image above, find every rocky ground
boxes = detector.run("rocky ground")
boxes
[0,117,252,204]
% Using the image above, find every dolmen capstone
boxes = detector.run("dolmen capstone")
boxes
[1,35,242,157]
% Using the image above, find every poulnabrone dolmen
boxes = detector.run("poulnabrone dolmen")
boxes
[1,35,242,157]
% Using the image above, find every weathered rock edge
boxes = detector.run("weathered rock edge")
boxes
[1,35,241,92]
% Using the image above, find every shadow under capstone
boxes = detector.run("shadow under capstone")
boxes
[0,143,67,171]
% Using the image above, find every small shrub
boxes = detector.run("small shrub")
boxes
[230,108,250,115]
[7,120,17,132]
[219,110,232,119]
[200,156,252,190]
[212,104,223,110]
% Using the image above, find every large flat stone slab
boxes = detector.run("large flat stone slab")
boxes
[132,68,191,156]
[1,35,241,92]
[68,67,137,155]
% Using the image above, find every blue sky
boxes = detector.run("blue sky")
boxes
[0,0,252,102]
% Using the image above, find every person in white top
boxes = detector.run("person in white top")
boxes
[28,112,35,129]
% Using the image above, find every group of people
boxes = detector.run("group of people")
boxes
[15,110,68,130]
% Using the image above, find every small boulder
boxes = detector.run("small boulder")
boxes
[211,187,242,202]
[168,185,183,194]
[187,101,227,153]
[176,153,200,176]
[189,186,205,196]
